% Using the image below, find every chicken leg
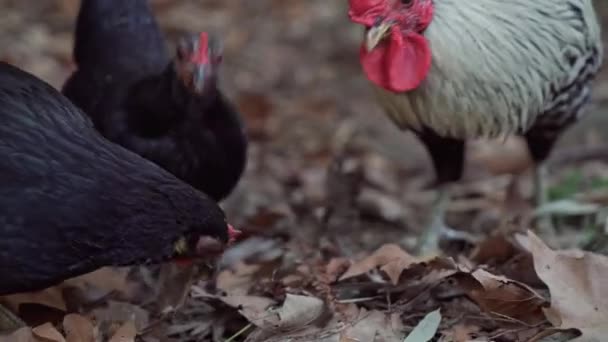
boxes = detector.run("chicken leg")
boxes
[532,163,556,234]
[525,128,562,239]
[416,131,478,254]
[418,185,479,254]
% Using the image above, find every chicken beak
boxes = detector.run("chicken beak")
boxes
[192,65,207,93]
[365,21,392,52]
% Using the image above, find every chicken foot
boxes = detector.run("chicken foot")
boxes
[0,304,25,332]
[417,186,480,254]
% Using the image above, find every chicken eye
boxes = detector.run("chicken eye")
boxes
[176,39,194,61]
[176,45,188,61]
[400,0,413,5]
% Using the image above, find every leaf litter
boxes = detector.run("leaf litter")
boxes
[2,0,608,341]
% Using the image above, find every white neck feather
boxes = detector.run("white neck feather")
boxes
[373,0,602,139]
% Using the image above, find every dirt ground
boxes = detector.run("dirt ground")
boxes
[1,1,608,341]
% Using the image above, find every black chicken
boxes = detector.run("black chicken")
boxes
[0,62,239,296]
[62,0,247,202]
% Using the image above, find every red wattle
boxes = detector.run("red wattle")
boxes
[227,224,241,243]
[360,29,431,93]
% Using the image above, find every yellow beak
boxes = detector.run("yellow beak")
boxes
[365,22,392,52]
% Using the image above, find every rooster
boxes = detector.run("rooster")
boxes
[63,0,247,202]
[348,0,603,251]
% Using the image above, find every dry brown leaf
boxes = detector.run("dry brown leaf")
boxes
[218,295,276,325]
[341,309,405,341]
[64,268,131,296]
[216,262,263,295]
[453,268,546,325]
[32,322,65,342]
[234,294,324,332]
[91,301,149,332]
[470,234,517,264]
[523,231,608,341]
[0,327,34,342]
[108,321,136,342]
[63,314,95,342]
[324,258,351,284]
[243,305,404,342]
[1,268,131,320]
[2,288,66,313]
[339,244,420,284]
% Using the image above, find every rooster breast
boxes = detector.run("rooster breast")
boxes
[374,0,602,139]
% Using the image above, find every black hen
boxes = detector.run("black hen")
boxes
[62,0,247,202]
[0,62,238,295]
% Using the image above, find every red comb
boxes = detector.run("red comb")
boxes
[227,224,242,243]
[190,32,210,64]
[348,0,388,25]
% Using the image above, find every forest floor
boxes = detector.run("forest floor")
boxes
[1,1,608,341]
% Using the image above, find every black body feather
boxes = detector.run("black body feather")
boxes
[63,0,247,201]
[0,62,228,295]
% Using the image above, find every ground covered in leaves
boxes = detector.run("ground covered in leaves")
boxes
[2,1,608,341]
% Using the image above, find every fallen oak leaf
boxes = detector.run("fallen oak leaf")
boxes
[223,295,328,342]
[63,314,95,342]
[451,268,546,325]
[216,262,267,295]
[521,230,608,341]
[341,309,405,341]
[1,287,67,313]
[220,295,277,325]
[324,258,351,284]
[32,322,65,342]
[63,268,132,297]
[469,234,517,264]
[108,321,136,342]
[190,284,278,325]
[91,301,149,332]
[231,294,325,332]
[243,304,360,342]
[339,244,421,284]
[471,269,545,302]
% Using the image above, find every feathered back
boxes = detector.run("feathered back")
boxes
[73,0,169,70]
[0,62,229,294]
[374,0,602,138]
